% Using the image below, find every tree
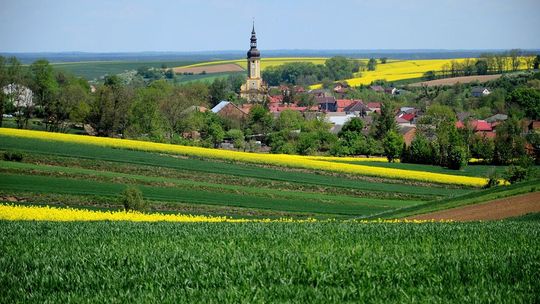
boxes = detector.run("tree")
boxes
[402,134,434,164]
[209,78,228,106]
[493,117,526,164]
[274,109,303,131]
[296,132,319,155]
[508,87,540,119]
[371,101,397,140]
[226,129,245,150]
[120,186,147,211]
[127,80,169,138]
[380,57,388,64]
[246,104,273,136]
[367,58,377,71]
[423,71,436,81]
[382,130,403,162]
[509,49,522,71]
[30,59,59,130]
[534,55,540,70]
[475,59,489,75]
[204,121,225,148]
[55,79,91,132]
[87,75,133,136]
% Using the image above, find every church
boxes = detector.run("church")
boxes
[239,23,267,103]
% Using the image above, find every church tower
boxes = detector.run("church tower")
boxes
[240,22,266,102]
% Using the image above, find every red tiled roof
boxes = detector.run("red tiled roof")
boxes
[471,120,492,132]
[335,99,356,112]
[268,95,283,103]
[400,113,415,122]
[367,102,381,109]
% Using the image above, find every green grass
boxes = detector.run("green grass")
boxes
[1,221,538,303]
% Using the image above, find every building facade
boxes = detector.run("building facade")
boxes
[240,23,266,102]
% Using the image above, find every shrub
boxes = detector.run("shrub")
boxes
[3,151,23,162]
[504,165,530,184]
[120,186,147,211]
[484,168,501,189]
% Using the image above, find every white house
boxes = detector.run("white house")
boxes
[471,87,491,97]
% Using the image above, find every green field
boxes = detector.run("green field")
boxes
[1,135,478,218]
[1,221,538,303]
[49,60,197,80]
[332,159,512,178]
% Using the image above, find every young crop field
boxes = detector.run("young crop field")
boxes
[1,130,478,218]
[1,220,538,302]
[0,128,489,187]
[49,60,198,80]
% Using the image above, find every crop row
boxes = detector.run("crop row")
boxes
[1,220,538,302]
[0,128,489,186]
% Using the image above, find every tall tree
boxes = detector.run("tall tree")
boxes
[30,59,59,130]
[382,130,403,162]
[367,58,377,71]
[372,101,397,140]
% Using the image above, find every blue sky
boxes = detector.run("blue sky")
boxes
[1,0,539,52]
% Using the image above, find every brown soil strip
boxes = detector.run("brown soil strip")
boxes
[409,192,540,221]
[409,74,502,87]
[172,63,244,74]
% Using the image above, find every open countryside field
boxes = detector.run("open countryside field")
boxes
[1,221,539,302]
[409,74,503,87]
[311,59,467,88]
[0,128,489,187]
[49,60,198,80]
[1,129,482,219]
[174,57,330,73]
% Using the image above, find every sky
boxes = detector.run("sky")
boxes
[1,0,539,52]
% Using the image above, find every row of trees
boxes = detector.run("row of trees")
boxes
[262,56,361,86]
[423,51,540,80]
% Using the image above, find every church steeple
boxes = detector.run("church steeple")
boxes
[247,20,260,58]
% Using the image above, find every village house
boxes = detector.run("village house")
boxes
[366,102,381,114]
[211,101,248,121]
[471,87,491,97]
[399,126,417,146]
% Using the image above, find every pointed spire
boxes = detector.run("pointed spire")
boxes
[252,18,255,34]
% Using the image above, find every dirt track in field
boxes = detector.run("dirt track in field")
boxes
[173,63,244,74]
[409,192,540,221]
[409,74,502,87]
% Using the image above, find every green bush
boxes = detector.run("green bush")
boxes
[3,151,23,162]
[120,186,147,211]
[504,165,528,184]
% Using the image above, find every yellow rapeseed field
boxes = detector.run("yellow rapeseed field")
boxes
[310,59,465,89]
[0,128,489,187]
[0,204,446,223]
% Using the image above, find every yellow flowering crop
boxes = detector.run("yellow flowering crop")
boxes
[0,128,488,187]
[176,57,329,71]
[0,204,445,223]
[309,57,534,89]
